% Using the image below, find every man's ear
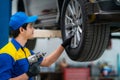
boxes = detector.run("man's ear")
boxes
[19,27,25,33]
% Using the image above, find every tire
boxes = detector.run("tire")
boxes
[25,39,36,50]
[60,0,110,61]
[17,0,25,12]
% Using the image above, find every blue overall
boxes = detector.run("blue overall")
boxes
[0,38,43,80]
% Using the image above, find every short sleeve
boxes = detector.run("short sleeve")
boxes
[0,53,14,80]
[30,50,34,55]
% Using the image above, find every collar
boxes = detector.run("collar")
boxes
[11,38,24,50]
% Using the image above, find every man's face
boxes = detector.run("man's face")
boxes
[25,23,34,39]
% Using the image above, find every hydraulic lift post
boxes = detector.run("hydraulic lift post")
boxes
[0,0,11,48]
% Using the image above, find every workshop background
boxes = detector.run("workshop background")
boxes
[1,0,120,80]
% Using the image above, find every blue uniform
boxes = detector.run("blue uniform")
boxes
[0,38,43,80]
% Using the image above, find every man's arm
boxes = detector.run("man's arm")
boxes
[10,62,40,80]
[9,73,28,80]
[40,35,73,67]
[40,45,64,66]
[0,54,28,80]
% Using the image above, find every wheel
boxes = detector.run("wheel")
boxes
[60,0,110,61]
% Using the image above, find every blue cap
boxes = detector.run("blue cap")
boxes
[9,12,38,30]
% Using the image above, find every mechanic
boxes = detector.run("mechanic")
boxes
[0,12,73,80]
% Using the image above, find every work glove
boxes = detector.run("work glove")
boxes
[61,35,74,48]
[26,62,40,77]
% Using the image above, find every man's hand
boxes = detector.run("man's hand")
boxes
[61,35,74,48]
[26,62,40,77]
